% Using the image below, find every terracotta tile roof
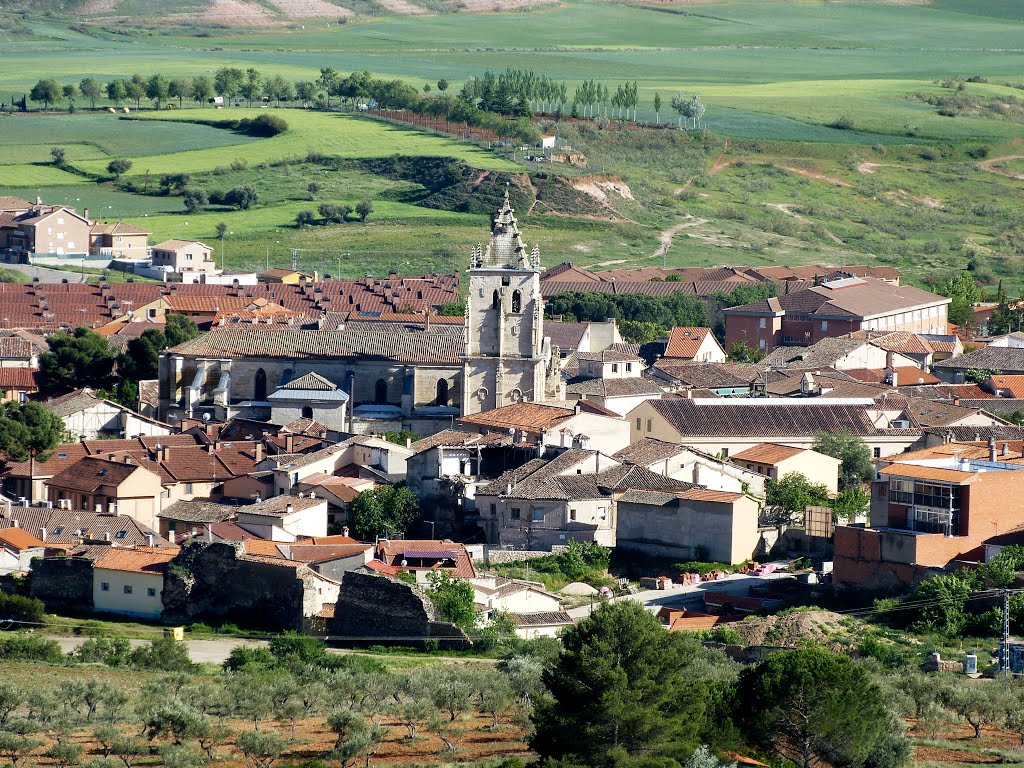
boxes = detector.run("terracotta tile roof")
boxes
[91,221,150,236]
[989,375,1024,398]
[902,397,997,428]
[650,362,756,389]
[170,326,464,364]
[926,426,1024,443]
[509,611,572,627]
[94,546,179,574]
[0,368,38,389]
[459,401,622,432]
[282,417,329,435]
[0,197,31,211]
[409,429,510,453]
[566,377,663,398]
[243,539,285,557]
[647,398,895,438]
[153,239,210,252]
[0,507,169,547]
[287,543,371,562]
[376,539,476,578]
[843,367,939,386]
[209,521,258,541]
[732,443,807,465]
[864,331,934,355]
[664,327,715,359]
[576,349,642,363]
[935,346,1024,374]
[0,527,47,550]
[545,320,590,350]
[47,456,148,493]
[44,389,103,417]
[238,494,324,518]
[307,534,365,545]
[728,277,945,320]
[613,438,689,466]
[364,559,401,576]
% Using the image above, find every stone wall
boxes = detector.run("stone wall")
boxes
[162,541,309,631]
[484,546,567,564]
[326,569,470,649]
[30,556,94,613]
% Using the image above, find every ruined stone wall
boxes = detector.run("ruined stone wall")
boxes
[161,541,307,631]
[327,569,469,649]
[30,557,94,613]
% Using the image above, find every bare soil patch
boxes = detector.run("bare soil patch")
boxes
[655,215,708,257]
[571,175,634,204]
[979,154,1024,181]
[373,0,426,13]
[778,165,852,187]
[271,0,354,17]
[732,610,855,648]
[78,0,119,13]
[453,0,558,10]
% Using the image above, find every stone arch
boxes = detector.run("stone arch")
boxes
[492,289,500,310]
[301,405,313,419]
[254,368,267,401]
[436,378,450,406]
[374,378,388,405]
[511,290,522,314]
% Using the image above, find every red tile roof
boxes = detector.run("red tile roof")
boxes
[664,327,715,359]
[731,443,807,465]
[94,546,179,574]
[0,527,47,550]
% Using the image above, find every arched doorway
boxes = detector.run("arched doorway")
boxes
[374,378,388,404]
[254,368,267,401]
[436,378,449,406]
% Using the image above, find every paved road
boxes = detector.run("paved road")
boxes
[53,635,270,664]
[2,262,91,283]
[565,571,794,620]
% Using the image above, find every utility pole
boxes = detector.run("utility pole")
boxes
[1002,588,1011,674]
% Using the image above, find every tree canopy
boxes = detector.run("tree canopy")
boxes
[426,571,476,631]
[531,601,710,767]
[735,647,905,768]
[813,429,874,490]
[346,484,420,540]
[938,271,982,328]
[0,401,64,465]
[39,327,117,395]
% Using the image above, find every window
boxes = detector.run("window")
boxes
[100,582,110,592]
[759,318,766,329]
[531,507,545,522]
[147,588,157,598]
[612,363,619,373]
[626,363,633,372]
[435,378,450,406]
[492,290,500,310]
[301,405,313,418]
[821,320,828,331]
[501,276,510,287]
[374,378,388,404]
[510,507,521,520]
[636,417,642,430]
[759,339,766,350]
[873,447,881,458]
[569,509,577,521]
[253,368,267,401]
[489,503,496,516]
[646,418,652,432]
[511,290,521,313]
[185,483,193,495]
[123,585,133,595]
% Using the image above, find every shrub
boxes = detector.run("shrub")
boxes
[128,638,196,672]
[182,188,208,213]
[245,113,288,137]
[106,158,132,179]
[75,636,132,666]
[0,633,65,663]
[0,593,45,624]
[224,185,258,210]
[830,115,856,130]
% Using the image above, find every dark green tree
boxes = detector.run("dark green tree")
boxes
[531,601,708,766]
[107,158,132,179]
[225,185,258,210]
[938,271,982,328]
[295,210,315,228]
[813,429,874,489]
[735,647,903,768]
[164,313,200,348]
[764,472,830,525]
[117,329,166,382]
[79,77,102,109]
[347,484,419,540]
[182,188,209,213]
[50,147,65,165]
[426,571,476,631]
[355,199,374,222]
[0,402,64,501]
[30,79,61,111]
[39,327,117,395]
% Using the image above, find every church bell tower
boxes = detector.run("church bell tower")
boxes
[463,189,552,414]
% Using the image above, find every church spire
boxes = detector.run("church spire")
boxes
[478,185,533,270]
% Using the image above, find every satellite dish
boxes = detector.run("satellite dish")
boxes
[202,413,211,422]
[401,559,408,567]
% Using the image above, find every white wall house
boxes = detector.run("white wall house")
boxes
[92,547,178,619]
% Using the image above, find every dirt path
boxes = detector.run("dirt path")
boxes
[677,140,731,193]
[965,236,994,254]
[857,162,896,175]
[586,258,628,268]
[766,203,844,245]
[978,154,1024,180]
[655,215,708,258]
[778,165,852,187]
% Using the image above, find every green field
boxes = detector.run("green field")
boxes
[1,0,1023,285]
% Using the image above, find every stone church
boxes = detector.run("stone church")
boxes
[159,191,559,435]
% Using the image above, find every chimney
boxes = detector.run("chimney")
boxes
[1003,442,1010,458]
[989,436,997,462]
[83,208,89,221]
[35,196,41,205]
[254,443,264,462]
[168,530,175,544]
[123,455,132,464]
[406,437,412,449]
[342,526,349,538]
[207,526,213,543]
[103,532,110,541]
[146,533,154,547]
[285,503,294,515]
[890,368,898,388]
[424,311,430,332]
[39,528,46,542]
[159,445,169,462]
[285,434,295,453]
[10,520,17,529]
